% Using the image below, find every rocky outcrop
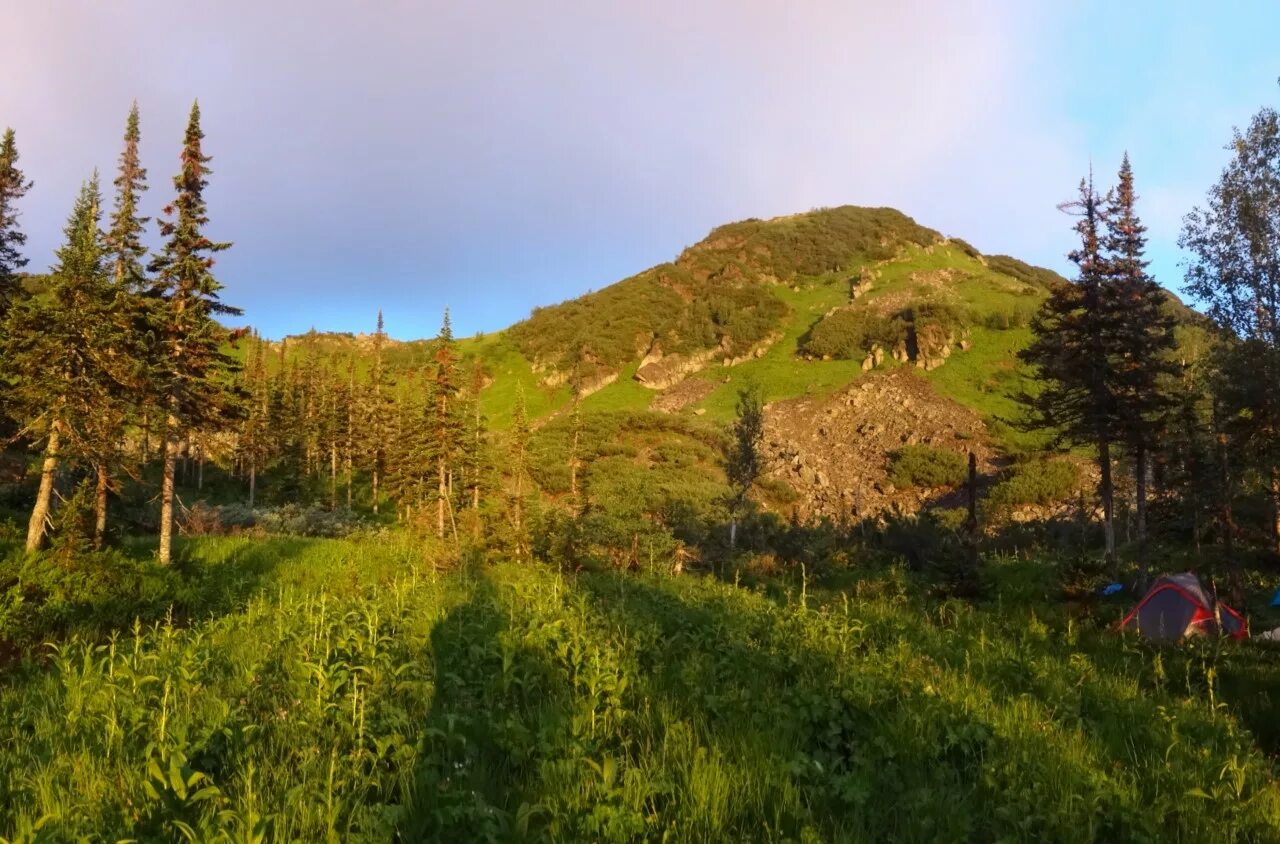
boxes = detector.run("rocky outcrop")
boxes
[653,378,717,413]
[761,368,996,521]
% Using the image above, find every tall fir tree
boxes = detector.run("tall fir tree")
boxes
[509,386,532,560]
[1020,172,1122,569]
[363,310,393,514]
[429,310,463,539]
[147,102,241,564]
[1102,154,1179,582]
[106,103,150,290]
[0,128,31,317]
[726,385,765,550]
[0,175,137,550]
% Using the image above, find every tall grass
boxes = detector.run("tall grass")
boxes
[0,537,1277,841]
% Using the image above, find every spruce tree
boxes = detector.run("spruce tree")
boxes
[147,102,241,564]
[363,310,392,514]
[509,386,532,560]
[0,128,31,316]
[106,103,150,291]
[428,310,463,538]
[1020,173,1122,569]
[1102,154,1178,582]
[0,175,136,550]
[92,104,153,546]
[726,384,765,550]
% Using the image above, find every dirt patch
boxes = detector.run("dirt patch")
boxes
[761,368,996,521]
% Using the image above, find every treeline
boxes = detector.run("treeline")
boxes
[0,105,530,563]
[1021,100,1280,597]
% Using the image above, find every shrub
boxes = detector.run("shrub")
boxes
[803,310,905,359]
[986,459,1081,514]
[888,445,968,489]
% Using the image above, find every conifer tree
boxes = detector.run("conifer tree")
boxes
[509,386,532,559]
[0,128,31,316]
[1102,154,1178,580]
[726,385,765,550]
[1020,173,1122,568]
[147,102,241,564]
[0,175,136,550]
[89,104,153,546]
[364,310,392,514]
[106,103,149,291]
[239,332,270,508]
[460,363,490,535]
[428,310,463,538]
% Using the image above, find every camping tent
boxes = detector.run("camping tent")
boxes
[1119,573,1247,641]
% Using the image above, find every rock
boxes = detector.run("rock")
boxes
[861,354,875,371]
[959,339,972,351]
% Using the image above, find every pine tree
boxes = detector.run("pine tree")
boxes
[460,363,490,537]
[1102,154,1178,582]
[428,310,463,539]
[509,386,532,560]
[1020,173,1122,569]
[90,104,153,547]
[0,128,31,316]
[106,103,149,291]
[239,332,270,508]
[147,102,241,564]
[0,175,137,550]
[363,310,392,514]
[726,384,765,550]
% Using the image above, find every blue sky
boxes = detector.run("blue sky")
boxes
[3,1,1277,340]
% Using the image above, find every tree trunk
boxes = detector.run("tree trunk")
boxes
[1135,444,1148,590]
[197,442,204,492]
[330,442,338,510]
[1270,467,1280,554]
[437,460,447,539]
[94,464,109,550]
[1098,437,1116,576]
[729,519,738,550]
[248,459,256,510]
[159,414,179,565]
[25,422,62,552]
[1213,402,1242,603]
[372,466,380,515]
[965,451,979,577]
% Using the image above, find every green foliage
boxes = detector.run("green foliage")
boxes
[2,537,1279,839]
[986,458,1082,514]
[984,255,1066,291]
[888,445,968,488]
[803,309,904,359]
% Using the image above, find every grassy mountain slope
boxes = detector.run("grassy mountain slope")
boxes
[252,205,1211,519]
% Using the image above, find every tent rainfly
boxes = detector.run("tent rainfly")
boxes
[1119,573,1247,641]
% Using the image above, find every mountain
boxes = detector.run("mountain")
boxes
[265,205,1207,519]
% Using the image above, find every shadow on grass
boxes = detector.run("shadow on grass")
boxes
[396,575,571,841]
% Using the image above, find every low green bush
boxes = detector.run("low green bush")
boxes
[888,445,968,488]
[803,310,905,359]
[986,458,1081,513]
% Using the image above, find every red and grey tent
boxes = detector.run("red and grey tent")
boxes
[1119,573,1247,641]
